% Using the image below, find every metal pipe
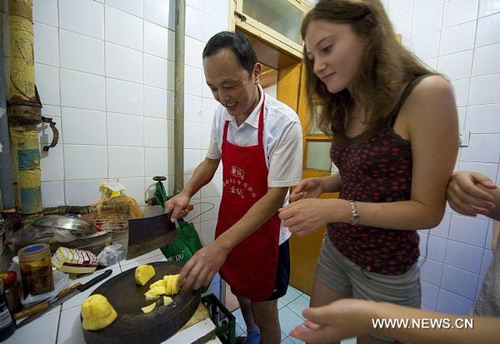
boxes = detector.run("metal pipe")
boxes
[173,0,186,195]
[7,0,43,215]
[0,65,15,211]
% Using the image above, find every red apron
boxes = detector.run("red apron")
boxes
[215,95,281,301]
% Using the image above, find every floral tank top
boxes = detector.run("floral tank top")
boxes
[328,75,428,275]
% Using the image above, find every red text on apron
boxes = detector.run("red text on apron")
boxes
[215,95,281,301]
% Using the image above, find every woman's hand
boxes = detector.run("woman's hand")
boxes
[279,198,336,235]
[290,178,325,202]
[447,171,496,217]
[290,299,374,343]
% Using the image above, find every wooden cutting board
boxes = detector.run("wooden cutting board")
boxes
[83,261,201,344]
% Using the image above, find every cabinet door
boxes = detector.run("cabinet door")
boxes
[289,65,338,295]
[234,0,312,60]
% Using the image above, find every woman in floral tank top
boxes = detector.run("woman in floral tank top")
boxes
[279,1,459,343]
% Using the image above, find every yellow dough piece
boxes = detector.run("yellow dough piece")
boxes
[144,290,160,301]
[141,302,156,313]
[81,294,118,331]
[143,274,181,302]
[163,296,173,306]
[135,265,156,286]
[163,274,180,295]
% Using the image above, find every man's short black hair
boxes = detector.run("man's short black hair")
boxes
[202,31,257,75]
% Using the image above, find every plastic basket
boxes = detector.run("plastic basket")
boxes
[201,293,236,344]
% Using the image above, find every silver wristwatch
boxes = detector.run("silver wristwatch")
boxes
[349,200,360,226]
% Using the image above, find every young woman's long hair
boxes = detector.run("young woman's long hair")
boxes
[302,0,435,143]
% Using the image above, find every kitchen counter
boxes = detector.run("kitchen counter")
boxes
[5,249,222,344]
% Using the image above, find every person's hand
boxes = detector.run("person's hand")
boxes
[279,198,331,235]
[447,171,496,217]
[290,299,373,343]
[178,241,229,290]
[164,191,190,222]
[289,178,324,202]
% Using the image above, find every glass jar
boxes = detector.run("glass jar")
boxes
[18,244,54,296]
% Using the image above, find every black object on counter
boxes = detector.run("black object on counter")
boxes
[17,269,113,329]
[0,279,16,341]
[83,261,201,344]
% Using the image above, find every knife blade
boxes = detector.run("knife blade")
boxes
[16,269,112,328]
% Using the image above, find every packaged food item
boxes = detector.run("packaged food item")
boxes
[52,247,99,274]
[18,244,54,296]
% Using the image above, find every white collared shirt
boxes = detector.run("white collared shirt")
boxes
[206,85,303,244]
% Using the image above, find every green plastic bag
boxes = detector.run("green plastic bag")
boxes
[160,219,208,292]
[160,219,203,263]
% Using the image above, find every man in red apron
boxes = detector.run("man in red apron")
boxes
[165,31,302,344]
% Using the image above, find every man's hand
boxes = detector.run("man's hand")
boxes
[289,178,324,202]
[178,241,230,290]
[447,171,496,217]
[165,191,191,222]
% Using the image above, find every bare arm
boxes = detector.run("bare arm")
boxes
[290,298,500,344]
[179,186,288,290]
[493,221,499,251]
[322,172,342,193]
[289,172,341,202]
[182,157,220,197]
[281,76,459,234]
[355,76,459,230]
[165,157,220,221]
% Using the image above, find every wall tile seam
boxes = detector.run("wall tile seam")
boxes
[62,4,172,31]
[463,133,500,137]
[470,40,500,52]
[52,29,176,62]
[55,4,68,206]
[458,157,500,164]
[443,258,483,275]
[442,235,489,249]
[438,46,476,59]
[470,69,500,79]
[438,284,478,302]
[442,15,480,30]
[420,277,443,288]
[409,28,440,42]
[436,48,474,61]
[106,110,145,118]
[413,1,444,16]
[462,8,483,120]
[144,84,172,94]
[477,9,500,20]
[435,236,449,285]
[51,65,109,80]
[143,145,170,149]
[33,19,59,30]
[470,71,500,80]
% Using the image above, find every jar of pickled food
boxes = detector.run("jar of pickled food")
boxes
[18,244,54,296]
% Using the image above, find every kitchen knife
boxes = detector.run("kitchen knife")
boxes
[127,205,195,259]
[16,269,113,328]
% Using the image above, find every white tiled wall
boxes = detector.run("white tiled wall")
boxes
[2,0,229,246]
[383,0,500,315]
